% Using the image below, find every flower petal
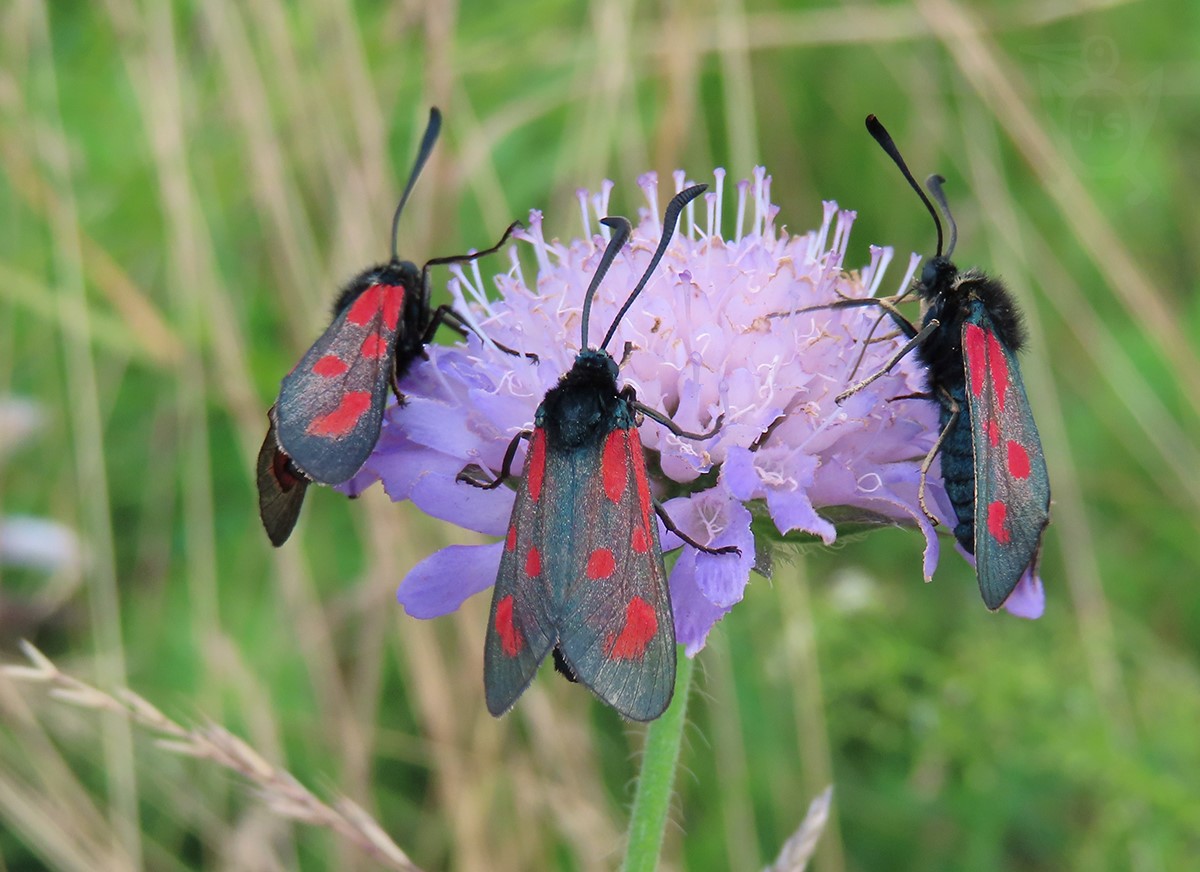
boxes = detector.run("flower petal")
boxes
[1001,569,1045,619]
[662,488,755,651]
[397,542,503,618]
[411,472,515,537]
[669,549,734,657]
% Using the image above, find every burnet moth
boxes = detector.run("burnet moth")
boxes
[839,115,1051,609]
[257,107,523,546]
[459,184,737,721]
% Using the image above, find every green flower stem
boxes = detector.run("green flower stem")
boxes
[623,648,693,872]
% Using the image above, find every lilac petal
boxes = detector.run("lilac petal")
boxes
[669,549,734,657]
[1002,569,1046,619]
[370,443,461,501]
[337,466,379,497]
[410,472,514,537]
[722,446,833,543]
[864,477,945,580]
[663,488,755,610]
[693,541,754,609]
[398,542,503,618]
[396,396,478,457]
[814,456,945,581]
[765,477,834,543]
[430,346,502,393]
[653,378,719,482]
[720,446,764,501]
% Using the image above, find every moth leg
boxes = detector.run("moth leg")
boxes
[654,502,740,556]
[421,304,471,345]
[917,389,959,526]
[423,220,521,270]
[419,219,539,361]
[432,306,538,362]
[771,294,922,386]
[765,286,916,326]
[834,318,940,404]
[634,399,725,441]
[391,306,470,403]
[842,303,917,382]
[421,219,522,345]
[456,429,532,490]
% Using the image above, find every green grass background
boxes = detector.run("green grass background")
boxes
[3,0,1199,869]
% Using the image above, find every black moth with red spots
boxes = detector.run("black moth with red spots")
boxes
[863,114,1051,609]
[460,185,737,721]
[257,107,521,546]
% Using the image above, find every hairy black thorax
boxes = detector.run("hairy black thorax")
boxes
[915,257,1027,392]
[536,349,635,451]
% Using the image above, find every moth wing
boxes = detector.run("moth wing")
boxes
[484,428,557,716]
[962,306,1051,609]
[554,427,675,722]
[256,407,310,547]
[275,282,404,484]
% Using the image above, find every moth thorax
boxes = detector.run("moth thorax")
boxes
[541,350,628,451]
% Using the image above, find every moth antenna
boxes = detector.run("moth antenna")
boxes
[865,114,944,258]
[390,107,442,262]
[599,184,707,352]
[924,174,959,259]
[579,217,633,350]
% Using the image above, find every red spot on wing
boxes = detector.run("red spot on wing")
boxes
[344,284,405,330]
[628,431,655,539]
[524,547,542,578]
[986,418,1001,446]
[360,333,389,359]
[987,332,1010,412]
[344,284,405,329]
[586,548,616,579]
[987,500,1011,544]
[313,355,348,378]
[604,596,658,660]
[494,595,524,656]
[306,391,372,438]
[527,430,546,503]
[965,323,988,398]
[1007,440,1031,479]
[631,524,650,554]
[505,525,517,552]
[346,285,382,326]
[380,285,404,330]
[602,430,628,503]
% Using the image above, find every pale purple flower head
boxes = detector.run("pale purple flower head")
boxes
[349,168,1043,653]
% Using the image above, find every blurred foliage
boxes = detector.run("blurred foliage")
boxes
[2,0,1199,870]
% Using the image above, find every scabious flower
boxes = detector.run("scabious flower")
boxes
[348,168,1043,653]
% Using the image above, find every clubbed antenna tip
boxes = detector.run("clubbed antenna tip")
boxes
[865,114,944,258]
[598,184,707,352]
